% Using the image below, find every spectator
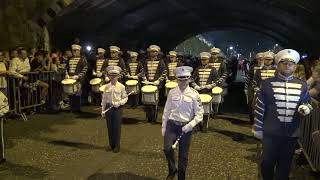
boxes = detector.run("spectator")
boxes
[30,51,49,104]
[9,48,30,74]
[307,65,320,101]
[0,51,7,93]
[28,47,37,63]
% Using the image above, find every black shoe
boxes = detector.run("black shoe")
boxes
[113,147,120,153]
[105,146,113,152]
[0,158,6,164]
[166,170,177,180]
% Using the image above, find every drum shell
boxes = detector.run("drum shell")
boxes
[126,80,139,94]
[90,78,102,93]
[202,102,212,114]
[141,86,158,105]
[62,83,78,95]
[165,82,178,96]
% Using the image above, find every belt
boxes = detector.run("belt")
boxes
[169,120,188,126]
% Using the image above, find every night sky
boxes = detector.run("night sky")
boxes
[201,30,282,58]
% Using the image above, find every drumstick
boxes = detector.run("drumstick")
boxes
[101,91,135,114]
[172,133,184,150]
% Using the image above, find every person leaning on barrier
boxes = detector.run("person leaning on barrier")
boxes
[253,49,313,180]
[0,90,9,164]
[307,65,320,101]
[101,66,128,153]
[162,66,204,180]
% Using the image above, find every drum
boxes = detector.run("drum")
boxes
[165,81,178,96]
[125,80,139,94]
[89,78,102,93]
[141,85,158,105]
[99,84,106,93]
[61,79,78,95]
[199,94,212,114]
[211,87,223,104]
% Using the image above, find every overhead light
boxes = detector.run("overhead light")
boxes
[86,46,92,51]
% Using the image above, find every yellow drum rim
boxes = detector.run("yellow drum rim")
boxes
[126,80,138,86]
[141,85,157,93]
[165,81,178,88]
[61,79,76,84]
[90,78,102,85]
[212,87,223,94]
[199,94,212,103]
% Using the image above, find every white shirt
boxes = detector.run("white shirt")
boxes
[162,86,204,128]
[0,62,7,88]
[9,57,30,73]
[101,81,128,110]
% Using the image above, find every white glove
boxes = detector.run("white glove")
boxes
[101,111,105,117]
[182,124,193,133]
[132,76,138,80]
[205,84,213,89]
[65,74,70,79]
[253,130,263,140]
[93,71,97,76]
[105,77,110,82]
[71,75,79,80]
[298,105,310,116]
[97,72,102,77]
[112,101,121,108]
[162,128,166,136]
[194,85,201,91]
[244,89,248,96]
[154,80,160,86]
[254,87,260,93]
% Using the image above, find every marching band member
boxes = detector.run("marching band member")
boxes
[162,66,204,180]
[142,45,167,123]
[101,66,128,153]
[252,51,277,91]
[253,49,313,180]
[166,51,179,81]
[65,44,88,113]
[107,46,126,81]
[244,52,264,123]
[126,51,143,108]
[93,48,108,79]
[191,52,217,132]
[209,48,228,87]
[89,48,108,104]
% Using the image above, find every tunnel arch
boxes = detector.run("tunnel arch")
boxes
[49,0,320,56]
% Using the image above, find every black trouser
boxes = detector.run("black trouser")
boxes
[163,120,192,180]
[105,106,123,150]
[261,134,297,180]
[145,105,157,123]
[70,95,81,111]
[128,94,139,107]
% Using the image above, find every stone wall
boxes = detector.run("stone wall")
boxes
[0,0,57,50]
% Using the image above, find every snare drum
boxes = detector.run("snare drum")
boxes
[141,85,158,105]
[165,81,178,96]
[89,78,102,93]
[125,80,139,94]
[99,84,106,93]
[211,87,223,104]
[199,94,212,114]
[61,79,78,95]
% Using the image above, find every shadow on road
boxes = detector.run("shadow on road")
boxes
[48,140,105,150]
[87,172,159,180]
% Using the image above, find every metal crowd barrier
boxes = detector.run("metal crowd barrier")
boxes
[299,98,320,171]
[0,71,54,121]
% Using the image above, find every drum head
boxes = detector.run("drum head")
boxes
[61,79,76,85]
[99,84,106,93]
[212,87,223,94]
[90,78,102,85]
[199,94,212,103]
[141,85,157,93]
[165,81,178,88]
[126,80,138,86]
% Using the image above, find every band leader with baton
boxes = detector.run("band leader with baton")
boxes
[101,66,128,153]
[162,66,204,180]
